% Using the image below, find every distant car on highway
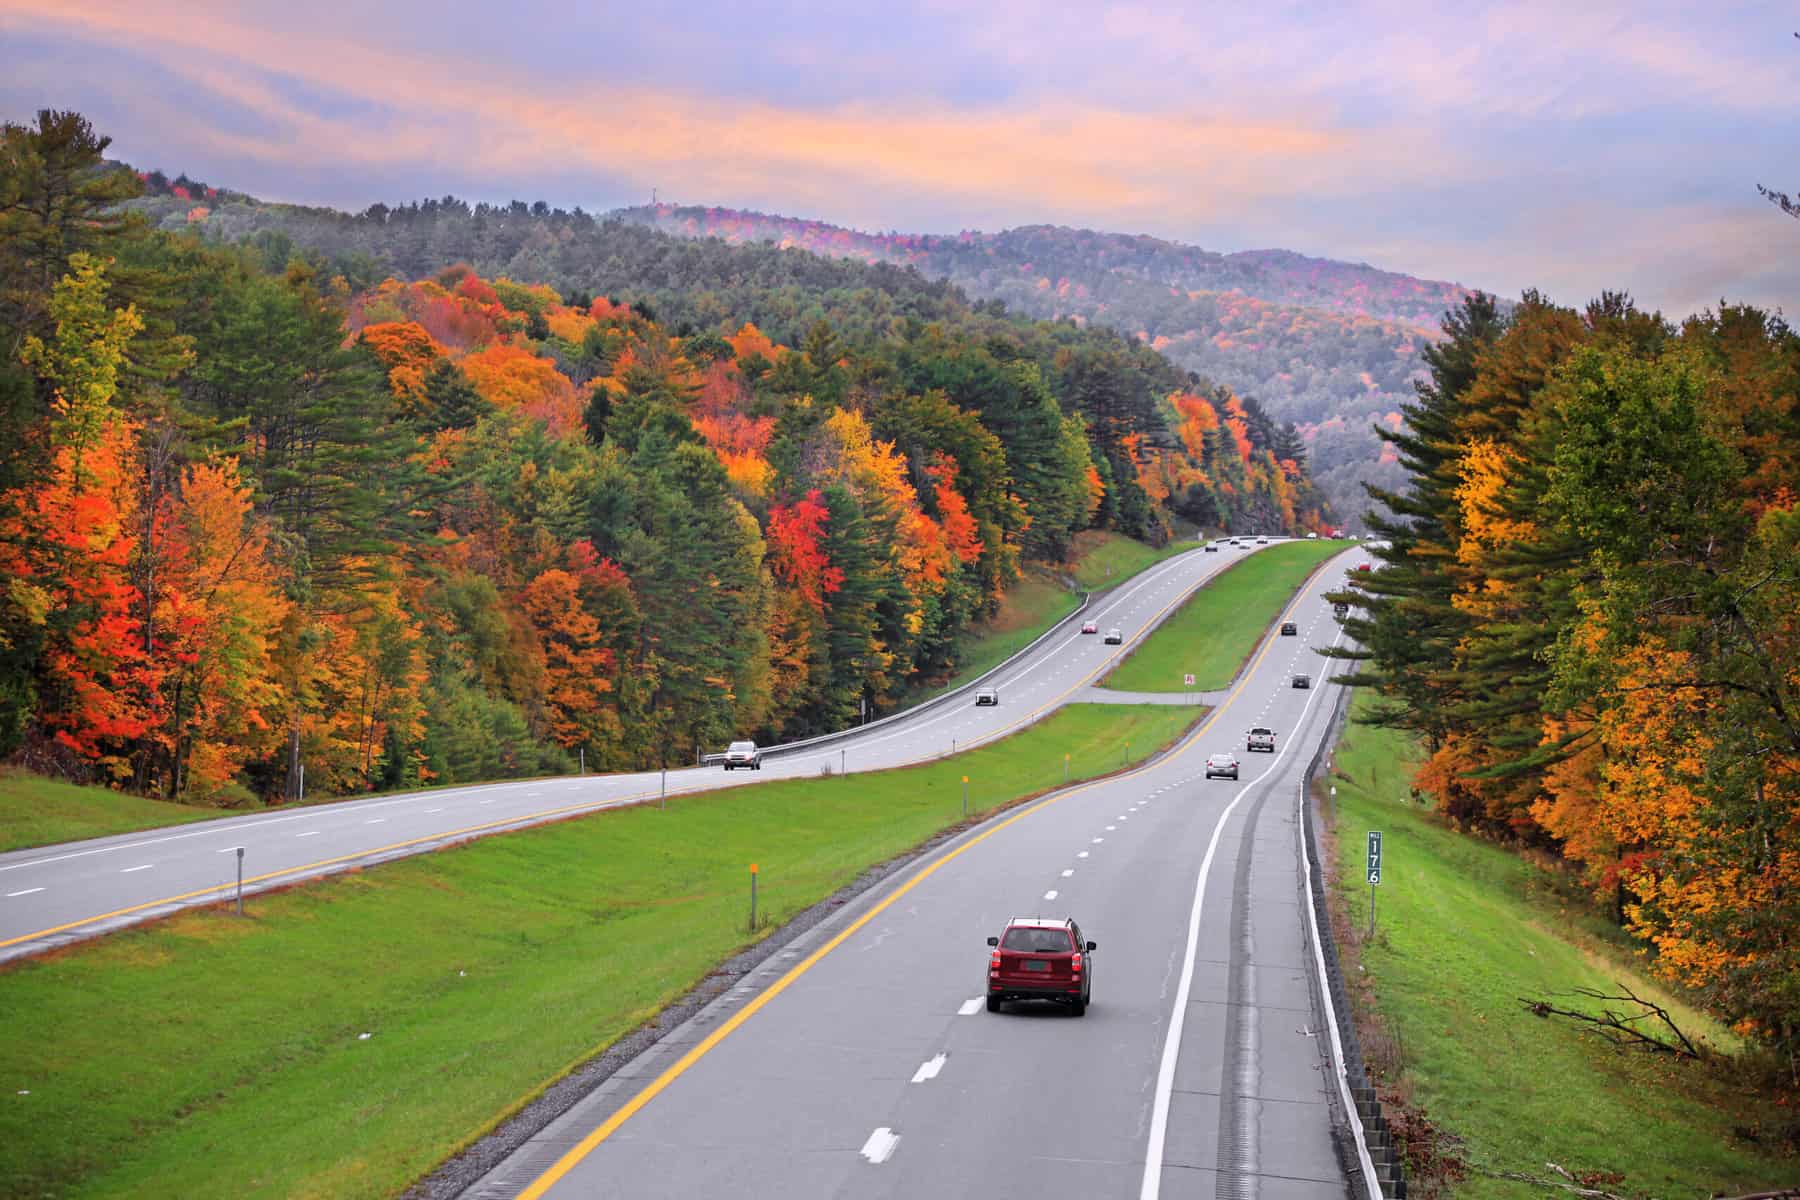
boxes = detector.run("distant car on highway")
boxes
[1356,563,1372,572]
[1103,628,1123,645]
[1081,620,1099,634]
[1307,532,1318,539]
[1280,621,1297,636]
[1205,752,1240,780]
[1256,537,1268,544]
[986,917,1095,1015]
[974,688,1000,706]
[1292,674,1311,689]
[1246,727,1276,753]
[1333,601,1348,617]
[1204,543,1218,552]
[723,741,761,770]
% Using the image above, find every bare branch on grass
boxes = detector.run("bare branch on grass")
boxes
[1519,980,1703,1060]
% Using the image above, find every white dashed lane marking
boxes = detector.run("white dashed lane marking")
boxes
[120,864,152,873]
[860,1128,900,1165]
[910,1053,948,1083]
[297,830,320,838]
[6,888,44,898]
[958,998,983,1015]
[1043,890,1059,900]
[1078,851,1090,858]
[1061,869,1074,877]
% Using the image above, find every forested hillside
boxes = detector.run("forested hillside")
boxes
[603,206,1481,526]
[128,183,1471,529]
[0,111,1327,807]
[1339,290,1800,1073]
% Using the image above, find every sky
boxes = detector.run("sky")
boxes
[2,0,1795,319]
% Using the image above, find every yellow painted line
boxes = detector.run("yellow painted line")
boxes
[516,556,1324,1197]
[0,788,660,951]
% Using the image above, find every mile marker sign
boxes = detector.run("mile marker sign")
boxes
[1366,831,1383,885]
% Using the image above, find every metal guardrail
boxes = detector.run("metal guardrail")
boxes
[1299,681,1408,1198]
[698,586,1095,766]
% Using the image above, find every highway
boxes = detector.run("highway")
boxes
[0,539,1315,963]
[458,545,1365,1199]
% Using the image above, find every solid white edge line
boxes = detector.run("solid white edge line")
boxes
[1300,735,1387,1200]
[1138,627,1343,1200]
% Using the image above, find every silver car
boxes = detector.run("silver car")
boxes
[1204,752,1240,780]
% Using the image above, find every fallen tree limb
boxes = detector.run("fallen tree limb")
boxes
[1472,1161,1639,1200]
[1519,980,1702,1059]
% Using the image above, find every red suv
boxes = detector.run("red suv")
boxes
[986,918,1096,1015]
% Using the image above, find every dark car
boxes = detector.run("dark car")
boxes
[1279,621,1297,636]
[723,741,761,770]
[1103,628,1123,645]
[1204,751,1240,780]
[986,918,1095,1015]
[1292,674,1311,689]
[1333,602,1348,617]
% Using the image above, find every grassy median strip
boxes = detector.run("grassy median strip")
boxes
[0,702,1197,1199]
[1324,693,1790,1195]
[1103,539,1344,692]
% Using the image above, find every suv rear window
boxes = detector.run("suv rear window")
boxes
[1002,926,1073,952]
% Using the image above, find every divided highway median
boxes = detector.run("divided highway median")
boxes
[0,702,1200,1200]
[1104,538,1344,692]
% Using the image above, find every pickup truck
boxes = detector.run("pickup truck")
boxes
[1246,727,1276,753]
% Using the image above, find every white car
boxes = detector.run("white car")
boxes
[1103,629,1123,645]
[974,688,1000,706]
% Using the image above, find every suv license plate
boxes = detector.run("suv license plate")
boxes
[1022,960,1051,972]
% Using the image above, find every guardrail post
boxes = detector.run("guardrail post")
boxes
[235,847,245,916]
[962,775,968,818]
[748,863,758,932]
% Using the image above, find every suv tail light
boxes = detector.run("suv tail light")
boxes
[989,951,1001,972]
[1070,953,1082,974]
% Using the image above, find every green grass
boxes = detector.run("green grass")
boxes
[1103,539,1343,692]
[0,768,233,852]
[906,568,1081,703]
[0,702,1198,1200]
[1064,529,1200,590]
[1325,692,1792,1195]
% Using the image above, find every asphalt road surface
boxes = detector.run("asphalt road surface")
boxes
[0,539,1319,962]
[459,546,1364,1200]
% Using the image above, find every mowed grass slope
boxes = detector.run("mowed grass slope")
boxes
[0,702,1197,1200]
[909,568,1080,702]
[1104,539,1343,692]
[1326,695,1791,1195]
[1064,529,1198,590]
[0,768,230,853]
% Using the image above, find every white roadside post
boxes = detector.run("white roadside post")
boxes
[1366,830,1383,938]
